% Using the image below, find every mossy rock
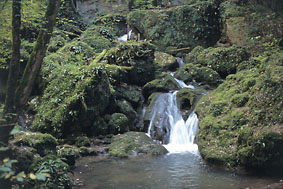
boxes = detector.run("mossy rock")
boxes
[154,51,178,77]
[34,58,111,138]
[185,45,250,78]
[75,136,91,147]
[12,132,57,156]
[113,84,143,108]
[80,36,112,53]
[174,63,222,87]
[176,88,201,119]
[105,41,155,86]
[109,132,168,158]
[127,2,221,51]
[142,73,180,99]
[219,1,283,54]
[44,40,95,67]
[57,145,80,166]
[195,50,283,171]
[108,113,129,134]
[105,64,132,85]
[115,99,138,130]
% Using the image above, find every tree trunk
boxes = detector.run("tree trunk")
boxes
[15,0,61,108]
[2,0,21,120]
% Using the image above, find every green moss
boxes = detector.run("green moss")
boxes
[57,145,80,166]
[105,41,155,86]
[186,45,250,78]
[81,36,112,53]
[34,52,111,138]
[127,2,221,51]
[154,51,178,77]
[142,73,179,99]
[109,113,129,134]
[109,132,168,158]
[174,63,222,87]
[196,50,283,170]
[12,132,57,157]
[75,136,91,147]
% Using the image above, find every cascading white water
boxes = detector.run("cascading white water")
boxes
[147,57,199,154]
[147,91,199,154]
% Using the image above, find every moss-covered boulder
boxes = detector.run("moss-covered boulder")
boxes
[12,132,58,156]
[80,35,112,53]
[219,1,283,54]
[105,41,155,86]
[185,45,250,78]
[127,2,221,51]
[57,145,80,166]
[176,88,201,119]
[115,99,138,130]
[44,41,95,67]
[108,113,129,134]
[195,50,283,171]
[174,62,222,87]
[142,73,180,99]
[109,132,168,158]
[154,51,178,77]
[75,136,91,147]
[34,58,111,137]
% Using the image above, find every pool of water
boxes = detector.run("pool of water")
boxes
[72,152,280,189]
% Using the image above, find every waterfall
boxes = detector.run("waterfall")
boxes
[117,30,132,42]
[147,57,200,154]
[147,91,199,154]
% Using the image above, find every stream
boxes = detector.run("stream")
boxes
[73,153,279,189]
[73,50,280,189]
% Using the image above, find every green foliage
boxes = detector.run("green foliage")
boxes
[30,156,72,189]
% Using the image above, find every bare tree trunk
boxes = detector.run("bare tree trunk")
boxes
[2,0,21,120]
[15,0,61,108]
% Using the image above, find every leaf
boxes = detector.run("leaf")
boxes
[36,173,46,181]
[29,173,36,180]
[16,177,24,182]
[10,126,22,135]
[3,158,9,163]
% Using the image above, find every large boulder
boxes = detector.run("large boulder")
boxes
[195,50,283,171]
[109,132,168,158]
[11,132,58,156]
[34,59,111,138]
[154,51,178,77]
[185,45,250,78]
[174,62,222,87]
[127,2,221,51]
[105,41,155,86]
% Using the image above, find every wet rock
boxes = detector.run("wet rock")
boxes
[109,132,168,158]
[142,73,180,100]
[176,88,201,119]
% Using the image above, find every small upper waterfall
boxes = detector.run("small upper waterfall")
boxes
[117,30,132,42]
